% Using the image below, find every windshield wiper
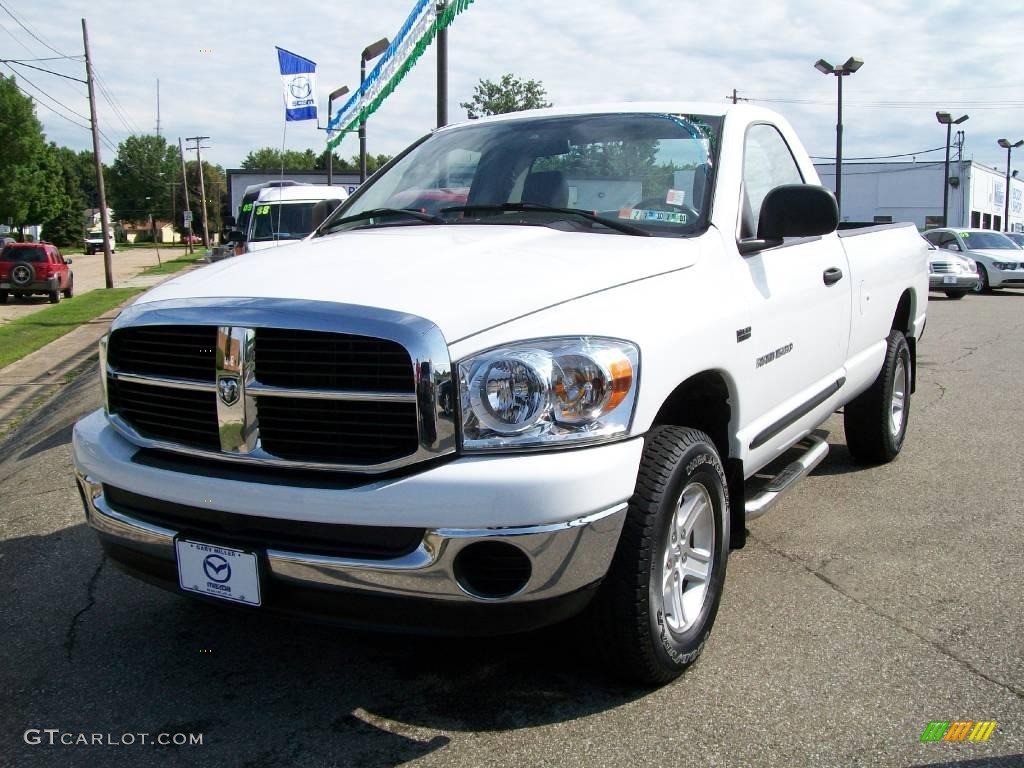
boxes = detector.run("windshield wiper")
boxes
[326,207,444,232]
[440,203,652,237]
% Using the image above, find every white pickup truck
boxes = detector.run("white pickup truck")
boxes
[73,103,928,684]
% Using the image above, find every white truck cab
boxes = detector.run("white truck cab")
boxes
[243,184,348,253]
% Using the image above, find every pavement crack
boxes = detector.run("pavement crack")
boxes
[748,533,1024,701]
[64,553,106,662]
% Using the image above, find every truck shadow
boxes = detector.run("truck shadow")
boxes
[2,522,650,768]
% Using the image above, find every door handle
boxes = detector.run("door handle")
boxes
[823,267,844,286]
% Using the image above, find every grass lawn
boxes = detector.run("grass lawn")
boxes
[141,253,205,276]
[0,288,143,370]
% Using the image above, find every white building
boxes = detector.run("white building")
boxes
[814,160,1024,232]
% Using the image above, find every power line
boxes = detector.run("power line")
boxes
[1,55,82,62]
[1,67,94,135]
[810,145,946,161]
[0,0,69,58]
[1,58,86,83]
[93,68,141,136]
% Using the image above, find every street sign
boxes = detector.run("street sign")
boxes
[183,211,193,226]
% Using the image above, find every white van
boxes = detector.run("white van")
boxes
[244,185,348,253]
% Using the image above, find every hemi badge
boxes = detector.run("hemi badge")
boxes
[736,327,752,343]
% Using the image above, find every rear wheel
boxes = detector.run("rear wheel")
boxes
[944,290,967,299]
[844,330,911,463]
[48,287,61,304]
[589,426,729,685]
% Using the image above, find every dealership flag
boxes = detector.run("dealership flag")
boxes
[276,47,317,121]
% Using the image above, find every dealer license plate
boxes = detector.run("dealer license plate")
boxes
[176,539,261,606]
[943,275,958,284]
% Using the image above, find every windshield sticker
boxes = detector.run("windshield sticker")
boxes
[960,232,970,237]
[666,189,686,206]
[623,208,688,224]
[255,205,271,215]
[242,203,253,212]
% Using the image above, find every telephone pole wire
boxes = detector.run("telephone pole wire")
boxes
[185,136,211,248]
[82,18,114,289]
[178,137,194,255]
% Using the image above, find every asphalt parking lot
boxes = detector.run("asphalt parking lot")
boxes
[0,291,1021,768]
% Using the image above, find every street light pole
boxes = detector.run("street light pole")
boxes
[326,84,350,187]
[936,112,969,228]
[814,57,863,220]
[359,38,390,183]
[997,138,1023,232]
[437,0,448,128]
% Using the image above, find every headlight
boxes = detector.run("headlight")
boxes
[458,337,639,450]
[992,261,1016,270]
[964,258,977,270]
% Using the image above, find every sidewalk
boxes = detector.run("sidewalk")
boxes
[0,267,192,440]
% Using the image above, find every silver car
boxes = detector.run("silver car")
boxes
[921,234,979,299]
[923,228,1024,293]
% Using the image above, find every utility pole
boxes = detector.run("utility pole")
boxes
[728,88,738,104]
[156,78,160,137]
[82,18,114,289]
[178,137,194,255]
[437,0,448,128]
[186,136,211,247]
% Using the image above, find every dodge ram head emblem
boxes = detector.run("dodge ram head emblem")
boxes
[217,377,240,406]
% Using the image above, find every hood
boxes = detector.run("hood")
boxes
[967,248,1022,262]
[137,225,698,342]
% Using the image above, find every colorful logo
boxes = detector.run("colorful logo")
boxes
[920,720,997,742]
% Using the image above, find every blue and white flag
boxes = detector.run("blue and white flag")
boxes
[276,47,317,121]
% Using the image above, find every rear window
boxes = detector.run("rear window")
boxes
[1,246,46,263]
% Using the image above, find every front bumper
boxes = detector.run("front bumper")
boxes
[988,266,1024,288]
[73,410,640,630]
[929,273,979,290]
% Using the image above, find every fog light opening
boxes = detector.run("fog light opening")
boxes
[453,541,532,600]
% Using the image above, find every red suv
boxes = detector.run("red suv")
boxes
[0,242,74,304]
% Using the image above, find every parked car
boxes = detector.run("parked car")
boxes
[921,235,978,299]
[922,228,1024,292]
[232,184,348,253]
[73,103,928,684]
[0,241,74,304]
[84,229,115,256]
[182,234,202,244]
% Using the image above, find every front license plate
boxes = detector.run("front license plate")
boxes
[176,540,262,607]
[943,275,958,284]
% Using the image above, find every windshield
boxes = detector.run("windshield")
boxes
[250,200,343,242]
[961,231,1017,250]
[319,112,722,238]
[1005,232,1024,247]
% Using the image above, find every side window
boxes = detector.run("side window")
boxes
[923,232,941,246]
[741,124,804,237]
[937,233,959,249]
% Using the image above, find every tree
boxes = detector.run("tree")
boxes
[460,74,552,119]
[108,135,179,223]
[40,144,85,246]
[173,160,226,236]
[240,147,318,170]
[0,74,55,231]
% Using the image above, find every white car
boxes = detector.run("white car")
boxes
[239,185,348,253]
[921,235,978,299]
[922,228,1024,292]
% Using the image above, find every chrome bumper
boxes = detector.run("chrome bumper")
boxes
[75,471,627,604]
[929,274,978,289]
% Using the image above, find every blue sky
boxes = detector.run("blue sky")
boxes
[3,0,1021,175]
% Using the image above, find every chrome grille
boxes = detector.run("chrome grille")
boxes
[930,261,953,274]
[102,302,454,473]
[107,378,220,451]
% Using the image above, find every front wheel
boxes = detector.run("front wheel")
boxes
[973,265,990,293]
[589,426,730,685]
[63,274,74,299]
[844,329,911,463]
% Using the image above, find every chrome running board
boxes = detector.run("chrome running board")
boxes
[745,435,830,520]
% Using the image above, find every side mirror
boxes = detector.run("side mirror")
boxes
[226,229,246,244]
[739,184,838,255]
[65,258,73,264]
[944,242,961,251]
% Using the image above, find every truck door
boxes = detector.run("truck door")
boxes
[737,123,852,453]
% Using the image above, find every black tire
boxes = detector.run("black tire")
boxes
[63,274,74,299]
[844,329,911,464]
[589,426,730,685]
[973,265,990,293]
[0,290,7,304]
[10,263,33,287]
[943,290,966,299]
[48,287,61,304]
